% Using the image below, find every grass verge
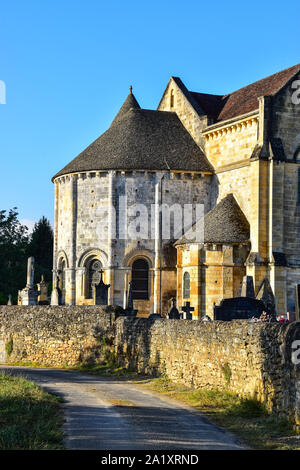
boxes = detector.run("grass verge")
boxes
[136,376,300,450]
[6,361,300,450]
[0,372,64,449]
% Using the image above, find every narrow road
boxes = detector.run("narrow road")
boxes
[0,366,245,450]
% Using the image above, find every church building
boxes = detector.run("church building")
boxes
[52,63,300,318]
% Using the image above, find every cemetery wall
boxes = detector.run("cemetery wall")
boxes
[0,306,299,426]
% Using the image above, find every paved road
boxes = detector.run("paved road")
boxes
[0,366,246,450]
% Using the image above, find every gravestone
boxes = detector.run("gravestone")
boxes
[214,297,266,321]
[124,281,138,317]
[37,275,49,305]
[256,277,276,314]
[93,270,110,306]
[51,275,62,306]
[18,257,38,305]
[240,275,255,298]
[167,298,181,319]
[180,301,194,320]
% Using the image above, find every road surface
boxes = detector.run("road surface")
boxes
[0,366,246,450]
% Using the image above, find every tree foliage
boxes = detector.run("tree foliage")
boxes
[0,208,29,304]
[0,209,53,304]
[28,216,53,289]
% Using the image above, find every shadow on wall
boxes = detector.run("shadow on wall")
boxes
[259,321,300,426]
[115,318,162,376]
[75,315,162,376]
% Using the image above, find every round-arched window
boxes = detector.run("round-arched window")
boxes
[58,259,66,304]
[131,259,149,300]
[183,272,190,299]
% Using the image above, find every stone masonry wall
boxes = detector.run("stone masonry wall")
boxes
[0,306,299,426]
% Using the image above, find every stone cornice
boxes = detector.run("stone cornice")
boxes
[53,169,212,184]
[202,112,259,141]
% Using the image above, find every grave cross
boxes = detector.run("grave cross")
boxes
[180,301,194,320]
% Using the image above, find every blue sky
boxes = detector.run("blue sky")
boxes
[0,0,299,228]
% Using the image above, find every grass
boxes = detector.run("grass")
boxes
[136,376,299,450]
[7,361,300,450]
[0,372,64,450]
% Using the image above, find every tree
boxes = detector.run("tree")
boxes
[0,208,29,304]
[28,216,53,288]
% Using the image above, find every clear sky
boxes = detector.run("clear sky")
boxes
[0,0,299,228]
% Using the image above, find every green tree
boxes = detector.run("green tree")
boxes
[28,216,53,289]
[0,208,29,304]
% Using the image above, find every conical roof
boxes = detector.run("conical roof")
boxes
[175,194,250,245]
[53,92,214,180]
[111,87,141,125]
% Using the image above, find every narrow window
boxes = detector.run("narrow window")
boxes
[131,259,149,300]
[59,260,66,304]
[170,89,174,108]
[183,272,190,299]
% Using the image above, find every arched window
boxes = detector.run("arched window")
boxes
[183,272,190,299]
[170,89,174,108]
[131,259,149,300]
[59,259,66,304]
[87,259,102,299]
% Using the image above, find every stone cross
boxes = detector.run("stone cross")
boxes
[26,256,35,288]
[180,301,194,320]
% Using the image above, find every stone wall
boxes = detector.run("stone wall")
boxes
[0,306,299,426]
[0,306,115,366]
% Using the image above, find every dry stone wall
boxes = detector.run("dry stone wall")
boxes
[0,306,299,426]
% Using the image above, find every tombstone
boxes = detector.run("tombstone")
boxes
[93,270,110,306]
[18,257,38,305]
[295,284,300,321]
[167,298,181,319]
[240,275,255,298]
[7,294,12,306]
[51,274,62,306]
[256,277,276,314]
[180,301,194,320]
[124,281,138,317]
[214,297,266,321]
[37,275,49,305]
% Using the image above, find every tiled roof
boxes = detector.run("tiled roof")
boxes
[175,193,250,245]
[177,63,300,122]
[53,94,214,179]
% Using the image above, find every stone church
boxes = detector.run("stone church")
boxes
[52,63,300,318]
